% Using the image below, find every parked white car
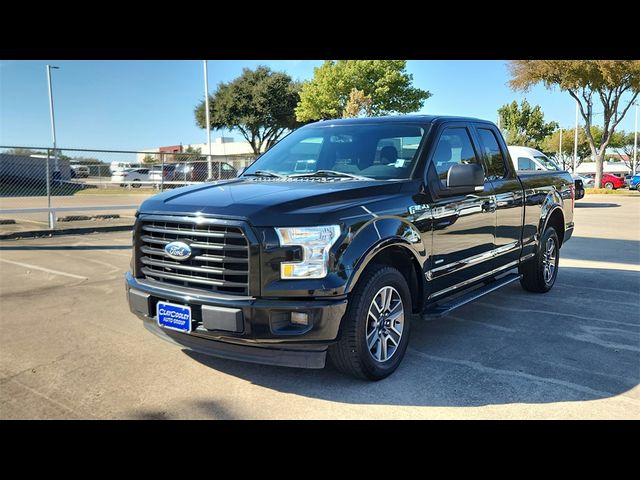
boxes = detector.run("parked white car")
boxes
[507,146,562,172]
[110,161,139,175]
[111,168,151,188]
[572,174,595,187]
[70,164,90,178]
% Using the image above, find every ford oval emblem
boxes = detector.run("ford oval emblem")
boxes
[164,241,192,261]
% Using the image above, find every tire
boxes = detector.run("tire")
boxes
[132,179,141,188]
[519,226,560,293]
[636,184,640,191]
[604,182,614,190]
[328,265,412,381]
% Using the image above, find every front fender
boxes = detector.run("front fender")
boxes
[339,217,428,294]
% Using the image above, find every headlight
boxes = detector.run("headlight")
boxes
[275,225,341,279]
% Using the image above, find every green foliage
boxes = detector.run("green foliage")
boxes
[508,60,640,185]
[142,154,158,164]
[184,145,201,154]
[498,100,558,148]
[611,131,637,170]
[5,148,46,156]
[295,60,431,121]
[541,126,626,169]
[344,88,373,118]
[195,66,301,155]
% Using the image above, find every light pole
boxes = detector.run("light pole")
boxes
[634,102,638,175]
[559,128,563,169]
[573,100,579,174]
[203,60,213,179]
[46,65,60,182]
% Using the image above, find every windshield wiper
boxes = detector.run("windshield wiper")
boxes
[242,170,286,178]
[289,170,373,180]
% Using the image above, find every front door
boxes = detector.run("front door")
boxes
[426,124,497,299]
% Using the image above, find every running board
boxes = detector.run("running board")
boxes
[423,273,521,318]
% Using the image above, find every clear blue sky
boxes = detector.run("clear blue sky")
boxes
[0,60,636,151]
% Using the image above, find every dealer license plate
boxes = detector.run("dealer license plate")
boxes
[156,301,192,333]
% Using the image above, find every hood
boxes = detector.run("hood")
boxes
[138,178,405,226]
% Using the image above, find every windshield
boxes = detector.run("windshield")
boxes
[534,155,561,171]
[242,123,428,180]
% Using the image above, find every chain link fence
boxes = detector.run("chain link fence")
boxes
[0,146,255,236]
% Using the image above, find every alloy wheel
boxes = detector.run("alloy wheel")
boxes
[366,286,404,363]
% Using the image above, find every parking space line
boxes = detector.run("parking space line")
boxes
[560,258,640,272]
[0,258,87,280]
[473,301,639,328]
[407,347,640,403]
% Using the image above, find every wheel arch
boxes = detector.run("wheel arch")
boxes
[344,237,426,314]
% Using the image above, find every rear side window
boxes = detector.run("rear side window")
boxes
[432,127,479,182]
[477,128,507,180]
[517,157,535,170]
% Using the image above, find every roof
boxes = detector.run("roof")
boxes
[303,114,495,127]
[507,146,546,156]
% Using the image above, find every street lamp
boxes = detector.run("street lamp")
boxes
[634,102,638,175]
[573,100,579,174]
[46,64,60,182]
[203,60,213,179]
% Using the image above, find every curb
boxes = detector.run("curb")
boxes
[0,224,134,240]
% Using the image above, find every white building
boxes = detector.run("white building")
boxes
[136,137,258,164]
[575,160,631,176]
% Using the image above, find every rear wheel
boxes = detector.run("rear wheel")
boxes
[519,226,560,293]
[329,265,412,380]
[604,181,614,190]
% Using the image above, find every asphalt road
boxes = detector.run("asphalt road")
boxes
[0,194,638,419]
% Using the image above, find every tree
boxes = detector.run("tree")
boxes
[142,154,158,165]
[195,66,301,155]
[344,88,373,118]
[498,100,558,148]
[295,60,431,121]
[612,131,637,171]
[508,60,640,187]
[5,148,46,156]
[174,145,205,165]
[184,145,201,155]
[541,126,626,171]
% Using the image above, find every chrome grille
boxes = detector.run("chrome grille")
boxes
[137,218,249,295]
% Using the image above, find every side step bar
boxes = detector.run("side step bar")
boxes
[423,273,521,318]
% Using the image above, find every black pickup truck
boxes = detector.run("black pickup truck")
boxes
[126,115,575,380]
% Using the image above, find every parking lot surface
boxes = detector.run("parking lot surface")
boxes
[0,194,638,419]
[0,194,150,235]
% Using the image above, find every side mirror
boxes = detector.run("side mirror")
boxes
[443,163,485,195]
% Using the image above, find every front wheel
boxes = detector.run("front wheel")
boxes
[329,265,412,380]
[519,226,560,293]
[604,182,614,190]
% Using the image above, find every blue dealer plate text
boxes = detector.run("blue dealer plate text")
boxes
[157,301,192,333]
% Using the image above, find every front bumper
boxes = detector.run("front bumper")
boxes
[125,272,348,369]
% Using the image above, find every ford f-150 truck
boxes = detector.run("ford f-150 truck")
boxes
[126,115,575,380]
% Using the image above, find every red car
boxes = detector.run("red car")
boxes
[585,173,625,189]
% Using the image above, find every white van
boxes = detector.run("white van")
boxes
[110,161,138,175]
[508,145,593,189]
[507,146,561,172]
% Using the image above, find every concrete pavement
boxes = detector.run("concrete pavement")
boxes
[0,194,638,419]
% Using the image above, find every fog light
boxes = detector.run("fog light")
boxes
[291,312,309,326]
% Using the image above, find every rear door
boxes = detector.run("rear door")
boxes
[426,123,497,299]
[472,125,524,270]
